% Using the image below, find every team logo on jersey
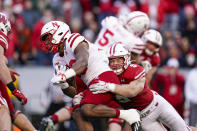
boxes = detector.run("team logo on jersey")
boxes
[120,78,125,83]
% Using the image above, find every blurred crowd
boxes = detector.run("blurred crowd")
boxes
[1,0,197,129]
[0,0,196,67]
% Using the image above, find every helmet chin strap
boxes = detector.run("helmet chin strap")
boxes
[145,48,154,56]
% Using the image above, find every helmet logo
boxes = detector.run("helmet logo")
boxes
[52,22,60,29]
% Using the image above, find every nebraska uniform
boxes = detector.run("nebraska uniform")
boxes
[94,16,144,54]
[53,33,120,106]
[140,50,160,67]
[116,64,190,131]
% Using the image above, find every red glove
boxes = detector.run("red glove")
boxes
[9,69,20,82]
[12,89,27,105]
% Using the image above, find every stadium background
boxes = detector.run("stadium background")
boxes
[1,0,197,130]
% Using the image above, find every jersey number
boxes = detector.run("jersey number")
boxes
[98,29,114,46]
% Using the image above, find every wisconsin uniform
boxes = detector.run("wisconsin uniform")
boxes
[116,64,190,131]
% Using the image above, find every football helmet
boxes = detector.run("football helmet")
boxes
[108,43,130,75]
[0,12,11,36]
[40,21,71,54]
[120,11,150,36]
[142,29,162,55]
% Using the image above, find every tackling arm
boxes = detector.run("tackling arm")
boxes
[113,77,145,98]
[90,77,145,98]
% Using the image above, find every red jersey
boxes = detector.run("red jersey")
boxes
[116,64,153,111]
[140,50,160,67]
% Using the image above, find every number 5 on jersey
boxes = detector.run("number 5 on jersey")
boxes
[98,29,114,47]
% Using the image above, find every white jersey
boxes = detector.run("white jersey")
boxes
[53,33,111,85]
[94,16,144,54]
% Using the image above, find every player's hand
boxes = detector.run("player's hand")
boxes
[141,60,152,73]
[9,69,20,82]
[12,89,27,105]
[51,65,69,84]
[89,80,115,94]
[51,71,67,84]
[72,92,84,105]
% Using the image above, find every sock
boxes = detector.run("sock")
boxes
[51,114,59,124]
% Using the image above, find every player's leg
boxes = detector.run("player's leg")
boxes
[72,107,94,131]
[0,105,11,131]
[13,111,36,131]
[108,118,124,131]
[52,106,72,123]
[156,93,190,131]
[39,106,72,130]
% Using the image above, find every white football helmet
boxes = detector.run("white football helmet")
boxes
[0,12,11,36]
[108,43,130,75]
[120,11,150,36]
[40,21,71,53]
[142,29,163,55]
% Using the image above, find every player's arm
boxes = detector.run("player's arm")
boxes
[60,77,77,98]
[0,46,13,84]
[72,41,89,75]
[0,46,27,105]
[90,76,145,98]
[53,41,89,83]
[111,77,145,98]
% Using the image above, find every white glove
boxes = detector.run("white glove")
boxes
[72,92,84,105]
[89,80,116,94]
[141,60,152,73]
[51,70,67,84]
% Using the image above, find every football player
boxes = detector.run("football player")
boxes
[95,11,150,63]
[140,29,162,83]
[0,12,36,131]
[90,43,192,131]
[40,21,142,131]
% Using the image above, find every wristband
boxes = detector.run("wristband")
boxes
[108,83,116,92]
[64,68,76,79]
[7,82,16,92]
[60,82,69,89]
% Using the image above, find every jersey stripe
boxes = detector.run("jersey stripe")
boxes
[134,69,145,79]
[70,34,81,48]
[68,33,76,43]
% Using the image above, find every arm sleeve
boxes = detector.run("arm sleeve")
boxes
[66,33,85,52]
